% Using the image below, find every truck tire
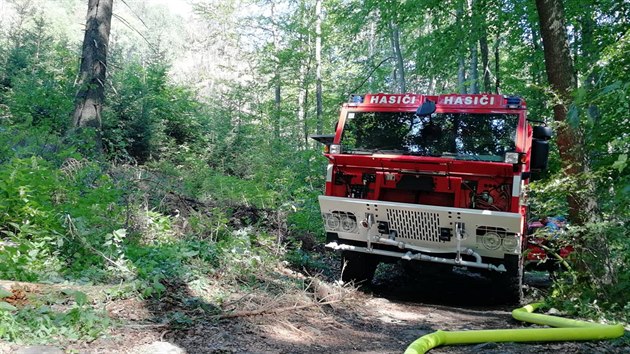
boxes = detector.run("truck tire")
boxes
[491,255,523,304]
[341,251,379,285]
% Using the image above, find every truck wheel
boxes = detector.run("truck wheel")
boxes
[341,251,379,285]
[491,255,523,304]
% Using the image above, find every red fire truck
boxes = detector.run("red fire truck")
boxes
[311,93,552,302]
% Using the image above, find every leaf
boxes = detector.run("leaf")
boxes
[73,291,88,306]
[182,250,199,257]
[601,81,621,94]
[0,301,17,311]
[0,286,12,298]
[612,154,627,173]
[567,104,580,128]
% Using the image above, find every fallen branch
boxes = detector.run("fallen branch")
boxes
[213,299,342,320]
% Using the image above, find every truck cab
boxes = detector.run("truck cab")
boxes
[314,93,551,303]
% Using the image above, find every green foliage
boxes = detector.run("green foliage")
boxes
[103,59,206,163]
[0,299,110,344]
[285,248,328,274]
[0,0,628,335]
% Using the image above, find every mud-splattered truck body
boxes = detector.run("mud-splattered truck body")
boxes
[313,93,551,302]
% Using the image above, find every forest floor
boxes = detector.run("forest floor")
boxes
[1,262,628,354]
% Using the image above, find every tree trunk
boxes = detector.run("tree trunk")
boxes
[456,0,467,94]
[494,32,500,93]
[529,16,543,85]
[469,41,479,94]
[368,19,376,91]
[389,20,406,93]
[468,0,479,94]
[315,0,323,135]
[274,80,281,140]
[72,0,113,150]
[297,43,311,149]
[477,0,491,93]
[458,55,467,94]
[479,30,491,93]
[535,0,585,224]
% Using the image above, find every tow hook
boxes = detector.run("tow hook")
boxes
[362,213,375,250]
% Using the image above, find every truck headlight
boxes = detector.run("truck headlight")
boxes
[340,216,357,232]
[504,152,520,164]
[502,235,520,252]
[481,232,501,250]
[324,214,341,230]
[329,144,341,154]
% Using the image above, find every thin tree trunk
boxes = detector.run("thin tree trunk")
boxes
[494,32,500,93]
[477,1,492,93]
[458,55,467,94]
[368,19,376,91]
[315,0,323,135]
[428,76,436,94]
[274,81,281,140]
[297,66,306,148]
[580,8,599,121]
[530,16,543,85]
[72,0,113,151]
[469,41,479,94]
[297,38,311,149]
[535,0,584,224]
[271,3,281,141]
[468,0,479,94]
[389,20,406,93]
[456,0,467,94]
[479,16,491,93]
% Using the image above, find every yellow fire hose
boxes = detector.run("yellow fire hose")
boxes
[404,303,626,354]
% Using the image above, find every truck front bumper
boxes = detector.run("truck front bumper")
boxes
[319,196,524,272]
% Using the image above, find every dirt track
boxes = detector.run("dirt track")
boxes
[2,266,628,354]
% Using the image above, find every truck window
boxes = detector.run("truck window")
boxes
[341,111,519,162]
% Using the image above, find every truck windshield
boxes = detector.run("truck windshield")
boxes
[341,111,519,161]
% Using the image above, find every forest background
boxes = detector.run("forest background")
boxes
[0,0,628,344]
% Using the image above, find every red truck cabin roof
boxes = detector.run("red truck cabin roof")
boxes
[347,93,526,111]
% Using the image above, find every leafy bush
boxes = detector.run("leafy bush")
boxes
[0,291,109,344]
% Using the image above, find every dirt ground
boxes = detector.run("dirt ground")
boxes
[2,264,627,354]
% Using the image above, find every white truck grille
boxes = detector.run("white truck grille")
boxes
[386,208,440,242]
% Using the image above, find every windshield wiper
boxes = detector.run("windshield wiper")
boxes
[438,152,483,161]
[373,149,406,154]
[349,148,406,155]
[402,151,431,156]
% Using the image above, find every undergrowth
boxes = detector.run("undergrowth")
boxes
[0,125,327,344]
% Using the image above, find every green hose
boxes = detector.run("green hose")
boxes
[404,303,625,354]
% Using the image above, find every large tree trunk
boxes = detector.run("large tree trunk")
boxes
[72,0,113,150]
[535,0,585,224]
[315,0,323,135]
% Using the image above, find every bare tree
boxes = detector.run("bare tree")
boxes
[72,0,113,150]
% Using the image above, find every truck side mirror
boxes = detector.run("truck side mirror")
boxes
[416,100,436,116]
[531,140,549,171]
[531,125,552,171]
[533,126,552,140]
